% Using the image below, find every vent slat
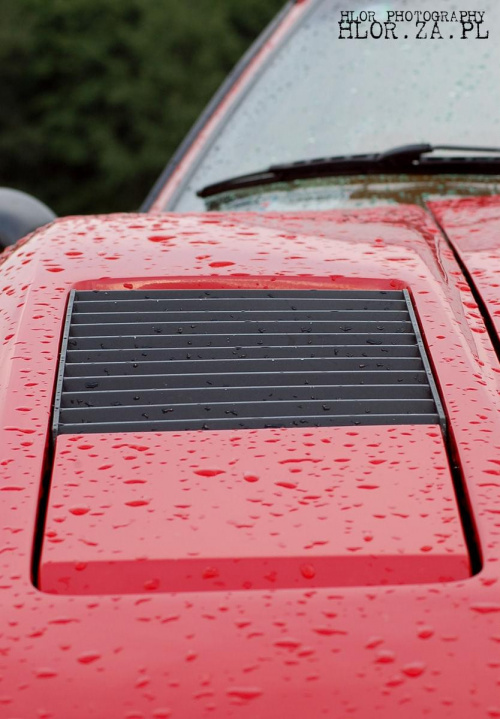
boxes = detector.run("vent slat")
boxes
[58,413,441,434]
[62,370,430,393]
[69,321,414,337]
[67,332,419,349]
[63,356,425,378]
[74,289,404,302]
[53,289,445,436]
[65,343,421,363]
[73,300,409,313]
[71,310,410,324]
[59,398,437,424]
[60,383,433,408]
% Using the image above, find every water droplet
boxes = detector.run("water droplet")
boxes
[226,687,262,701]
[470,603,500,614]
[77,652,101,665]
[243,474,259,483]
[401,661,426,677]
[300,564,316,579]
[375,650,395,664]
[69,506,90,516]
[194,469,225,478]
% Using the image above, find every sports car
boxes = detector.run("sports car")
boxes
[1,1,500,716]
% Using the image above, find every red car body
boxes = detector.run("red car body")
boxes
[1,1,500,717]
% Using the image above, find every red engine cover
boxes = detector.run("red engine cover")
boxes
[1,205,500,717]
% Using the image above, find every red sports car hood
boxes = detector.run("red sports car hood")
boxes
[1,205,500,718]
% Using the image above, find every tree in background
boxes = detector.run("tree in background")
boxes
[0,0,284,215]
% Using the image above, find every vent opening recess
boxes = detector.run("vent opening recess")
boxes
[52,289,446,436]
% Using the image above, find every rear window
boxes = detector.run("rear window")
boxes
[171,0,500,211]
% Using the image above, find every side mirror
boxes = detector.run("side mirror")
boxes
[0,188,57,249]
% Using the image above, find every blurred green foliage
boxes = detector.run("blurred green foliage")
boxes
[0,0,284,215]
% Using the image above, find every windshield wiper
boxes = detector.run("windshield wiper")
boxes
[197,143,500,198]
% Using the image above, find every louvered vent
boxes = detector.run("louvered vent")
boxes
[52,289,445,436]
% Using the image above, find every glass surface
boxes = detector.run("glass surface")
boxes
[170,0,500,211]
[204,176,500,212]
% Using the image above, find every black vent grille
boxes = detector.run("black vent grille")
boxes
[52,289,446,436]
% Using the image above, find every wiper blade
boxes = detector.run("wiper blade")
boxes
[197,143,500,198]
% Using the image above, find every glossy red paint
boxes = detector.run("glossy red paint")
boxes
[40,425,469,595]
[148,1,311,212]
[429,196,500,340]
[1,206,500,717]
